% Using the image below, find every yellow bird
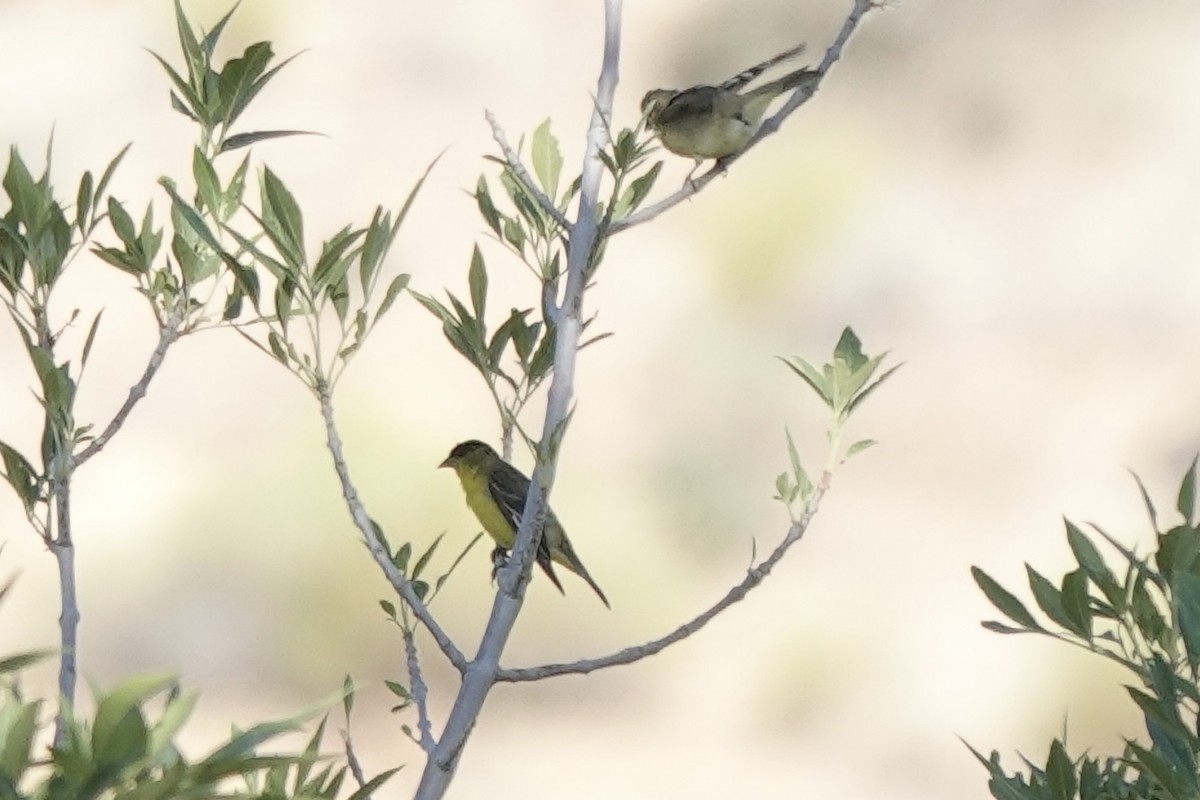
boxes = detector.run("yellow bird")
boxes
[641,44,820,171]
[440,440,610,608]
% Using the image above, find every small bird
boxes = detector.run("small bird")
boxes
[641,44,820,174]
[440,440,610,608]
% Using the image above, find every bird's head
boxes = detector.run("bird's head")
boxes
[640,89,675,126]
[439,440,497,471]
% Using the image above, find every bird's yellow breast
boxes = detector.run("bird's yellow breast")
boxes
[660,116,755,160]
[453,464,516,549]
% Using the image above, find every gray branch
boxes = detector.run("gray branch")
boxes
[413,2,624,797]
[404,626,437,753]
[318,391,469,672]
[73,303,186,467]
[496,470,832,682]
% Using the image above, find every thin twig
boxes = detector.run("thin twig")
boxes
[403,626,437,753]
[74,303,186,467]
[485,111,573,233]
[318,391,469,672]
[50,490,79,749]
[496,470,832,681]
[341,729,377,800]
[610,0,879,234]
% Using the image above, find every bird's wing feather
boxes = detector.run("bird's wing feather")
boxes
[486,463,564,591]
[657,85,720,126]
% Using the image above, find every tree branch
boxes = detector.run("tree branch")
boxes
[50,489,79,749]
[73,303,186,467]
[317,391,469,672]
[414,2,624,796]
[404,625,437,753]
[495,470,832,681]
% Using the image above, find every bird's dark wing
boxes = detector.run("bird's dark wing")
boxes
[486,460,531,531]
[486,461,565,593]
[656,85,720,127]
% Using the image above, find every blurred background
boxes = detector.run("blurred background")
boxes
[3,0,1200,797]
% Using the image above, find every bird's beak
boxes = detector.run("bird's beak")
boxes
[438,457,453,469]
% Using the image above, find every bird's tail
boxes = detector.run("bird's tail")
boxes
[738,68,821,128]
[719,43,807,93]
[556,539,611,609]
[747,67,822,101]
[578,568,611,609]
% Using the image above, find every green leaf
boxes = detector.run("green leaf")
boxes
[312,224,364,293]
[108,197,137,248]
[145,688,198,766]
[215,41,273,126]
[1178,455,1198,527]
[412,533,444,580]
[832,327,867,370]
[267,330,288,364]
[971,567,1042,631]
[845,439,876,459]
[0,648,53,675]
[778,356,831,407]
[1127,741,1186,799]
[616,161,662,218]
[225,51,304,132]
[468,244,487,320]
[376,273,410,322]
[80,310,104,373]
[1126,687,1190,745]
[1130,469,1160,532]
[1044,740,1077,800]
[530,119,563,201]
[173,0,206,90]
[475,177,502,236]
[191,147,221,214]
[224,152,252,216]
[92,674,174,770]
[345,767,402,800]
[393,542,412,573]
[1027,564,1079,634]
[1065,519,1122,610]
[980,621,1034,635]
[219,129,316,154]
[1060,568,1092,641]
[260,166,306,267]
[1173,571,1200,670]
[74,170,94,234]
[0,441,39,513]
[3,147,41,229]
[159,178,224,257]
[200,1,240,59]
[92,143,132,218]
[148,48,207,124]
[0,696,40,780]
[784,428,810,498]
[846,362,902,416]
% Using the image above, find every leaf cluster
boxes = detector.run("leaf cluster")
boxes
[972,458,1200,799]
[774,327,896,519]
[417,119,657,449]
[0,143,130,532]
[150,0,310,155]
[0,672,393,800]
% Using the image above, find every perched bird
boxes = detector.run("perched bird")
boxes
[440,440,610,608]
[641,43,820,174]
